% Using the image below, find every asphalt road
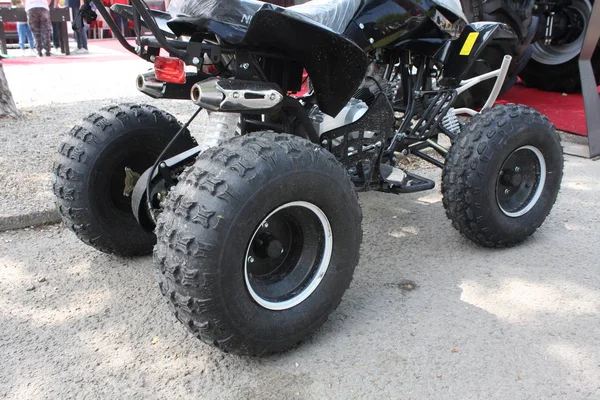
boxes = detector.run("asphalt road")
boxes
[1,156,599,399]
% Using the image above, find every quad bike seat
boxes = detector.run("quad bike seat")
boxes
[166,0,362,42]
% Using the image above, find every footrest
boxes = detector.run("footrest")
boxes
[380,164,435,194]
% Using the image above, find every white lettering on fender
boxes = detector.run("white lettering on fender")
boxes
[241,14,253,24]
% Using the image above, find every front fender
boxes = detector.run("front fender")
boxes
[439,21,517,86]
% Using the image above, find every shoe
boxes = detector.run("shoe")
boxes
[21,50,26,56]
[45,52,51,57]
[78,48,89,54]
[30,49,37,56]
[37,52,43,58]
[72,48,82,54]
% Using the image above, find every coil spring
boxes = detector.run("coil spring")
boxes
[442,108,461,136]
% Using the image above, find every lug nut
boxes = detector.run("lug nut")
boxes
[514,167,521,173]
[504,189,510,195]
[263,222,269,229]
[247,256,254,263]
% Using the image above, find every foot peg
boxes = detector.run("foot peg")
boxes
[380,164,435,193]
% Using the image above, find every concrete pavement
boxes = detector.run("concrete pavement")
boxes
[0,156,599,399]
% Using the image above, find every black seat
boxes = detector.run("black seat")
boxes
[167,0,362,40]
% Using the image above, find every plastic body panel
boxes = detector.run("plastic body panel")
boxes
[343,0,445,51]
[439,21,517,86]
[243,5,369,117]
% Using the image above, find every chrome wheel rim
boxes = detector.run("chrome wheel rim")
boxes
[244,201,333,311]
[496,145,547,218]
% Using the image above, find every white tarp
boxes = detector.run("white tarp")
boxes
[168,0,362,34]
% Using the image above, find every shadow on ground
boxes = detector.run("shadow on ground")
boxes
[0,157,599,399]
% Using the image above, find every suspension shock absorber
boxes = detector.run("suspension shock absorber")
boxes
[442,107,461,137]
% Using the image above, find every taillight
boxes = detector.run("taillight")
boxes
[154,56,186,84]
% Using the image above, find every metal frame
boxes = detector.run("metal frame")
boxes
[577,0,600,158]
[455,55,513,115]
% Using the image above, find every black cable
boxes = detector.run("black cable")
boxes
[145,106,204,219]
[365,75,385,94]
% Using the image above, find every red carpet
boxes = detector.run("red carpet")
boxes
[497,83,589,136]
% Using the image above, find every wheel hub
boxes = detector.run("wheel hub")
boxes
[244,201,333,311]
[501,170,523,187]
[496,146,547,218]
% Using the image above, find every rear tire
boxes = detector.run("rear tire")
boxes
[53,103,197,256]
[442,104,563,247]
[155,132,362,356]
[519,55,600,93]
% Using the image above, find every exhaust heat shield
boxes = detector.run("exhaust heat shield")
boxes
[190,78,284,113]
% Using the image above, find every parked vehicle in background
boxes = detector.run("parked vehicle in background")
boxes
[0,0,18,44]
[464,0,597,95]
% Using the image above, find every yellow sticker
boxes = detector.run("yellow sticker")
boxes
[460,32,480,56]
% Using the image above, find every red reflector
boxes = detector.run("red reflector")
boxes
[154,57,186,84]
[202,63,218,75]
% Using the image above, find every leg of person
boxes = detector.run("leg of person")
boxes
[80,23,88,51]
[71,7,82,50]
[41,9,52,56]
[25,24,35,52]
[27,9,43,56]
[52,21,60,49]
[17,23,27,52]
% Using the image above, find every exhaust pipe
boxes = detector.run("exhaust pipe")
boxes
[136,71,203,100]
[190,78,284,113]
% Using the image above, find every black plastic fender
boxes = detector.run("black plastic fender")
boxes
[439,21,517,86]
[243,6,369,117]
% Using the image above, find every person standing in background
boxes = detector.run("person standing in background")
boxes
[49,0,62,53]
[109,0,129,36]
[23,0,52,57]
[67,0,88,53]
[17,22,36,56]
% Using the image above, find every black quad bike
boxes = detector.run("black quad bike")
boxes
[53,0,563,355]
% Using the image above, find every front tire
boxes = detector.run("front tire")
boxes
[442,104,563,247]
[53,103,197,256]
[155,132,362,356]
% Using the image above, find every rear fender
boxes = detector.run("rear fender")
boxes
[243,6,368,117]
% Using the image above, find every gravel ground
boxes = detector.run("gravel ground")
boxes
[0,54,228,228]
[1,157,599,399]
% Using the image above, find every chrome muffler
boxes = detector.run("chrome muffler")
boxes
[190,78,284,113]
[136,71,201,100]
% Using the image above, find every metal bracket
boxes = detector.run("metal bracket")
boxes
[576,0,600,159]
